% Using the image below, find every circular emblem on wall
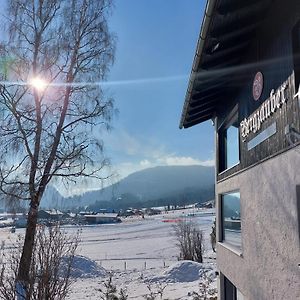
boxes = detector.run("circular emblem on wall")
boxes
[253,71,263,101]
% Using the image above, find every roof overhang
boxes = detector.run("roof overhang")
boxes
[180,0,273,129]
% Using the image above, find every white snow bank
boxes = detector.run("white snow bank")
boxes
[147,260,216,283]
[61,255,106,279]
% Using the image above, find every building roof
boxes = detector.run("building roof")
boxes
[84,213,119,218]
[40,209,63,216]
[180,0,273,129]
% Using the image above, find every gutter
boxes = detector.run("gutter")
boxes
[179,0,217,129]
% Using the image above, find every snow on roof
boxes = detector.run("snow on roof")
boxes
[84,213,118,218]
[43,209,63,215]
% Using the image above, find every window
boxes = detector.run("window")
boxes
[224,276,244,300]
[219,105,240,172]
[292,20,300,89]
[221,191,241,249]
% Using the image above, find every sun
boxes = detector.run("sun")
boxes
[29,77,47,91]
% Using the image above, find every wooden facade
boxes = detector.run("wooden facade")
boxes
[180,0,300,182]
[216,0,300,181]
[218,73,300,181]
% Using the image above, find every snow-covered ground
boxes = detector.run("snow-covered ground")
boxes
[0,208,217,299]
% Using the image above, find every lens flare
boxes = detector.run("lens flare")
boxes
[30,77,47,90]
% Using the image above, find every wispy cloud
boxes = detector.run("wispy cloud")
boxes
[103,129,215,179]
[157,155,214,167]
[57,131,215,196]
[110,155,215,182]
[113,155,214,179]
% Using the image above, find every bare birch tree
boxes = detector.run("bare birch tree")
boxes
[0,0,115,296]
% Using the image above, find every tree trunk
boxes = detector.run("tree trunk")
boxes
[16,199,39,299]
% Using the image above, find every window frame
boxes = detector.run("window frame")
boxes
[220,190,242,251]
[222,274,244,300]
[292,20,300,90]
[218,104,240,174]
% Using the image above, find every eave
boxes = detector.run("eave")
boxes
[180,0,273,129]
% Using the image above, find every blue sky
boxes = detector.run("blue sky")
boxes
[100,0,215,182]
[0,0,214,196]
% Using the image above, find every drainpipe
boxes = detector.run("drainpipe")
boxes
[179,0,217,129]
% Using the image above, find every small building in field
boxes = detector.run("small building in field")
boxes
[144,208,161,215]
[195,201,214,209]
[117,209,135,217]
[84,213,121,224]
[38,209,63,221]
[98,208,116,214]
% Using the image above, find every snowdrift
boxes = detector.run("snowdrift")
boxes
[147,260,216,283]
[60,255,106,279]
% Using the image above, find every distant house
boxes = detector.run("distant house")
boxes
[98,208,116,214]
[144,208,161,216]
[195,201,214,209]
[79,211,96,216]
[133,209,144,216]
[62,211,73,218]
[38,209,63,221]
[117,209,135,217]
[0,216,14,228]
[84,213,121,224]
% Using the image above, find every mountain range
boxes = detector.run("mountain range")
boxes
[41,165,215,209]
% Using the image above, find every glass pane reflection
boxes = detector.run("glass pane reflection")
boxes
[226,122,239,168]
[222,192,241,249]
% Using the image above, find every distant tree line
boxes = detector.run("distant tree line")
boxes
[83,185,215,212]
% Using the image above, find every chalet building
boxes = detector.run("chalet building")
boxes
[84,213,121,224]
[180,1,300,299]
[38,209,63,221]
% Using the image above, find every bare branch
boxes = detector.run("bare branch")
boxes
[0,0,116,290]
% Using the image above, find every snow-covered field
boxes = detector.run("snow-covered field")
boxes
[0,208,217,299]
